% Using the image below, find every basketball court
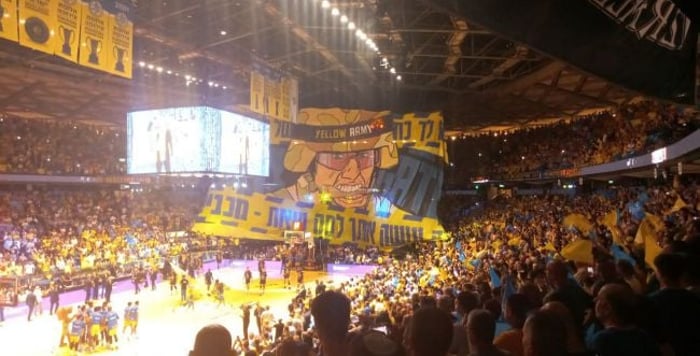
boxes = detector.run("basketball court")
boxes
[0,261,374,355]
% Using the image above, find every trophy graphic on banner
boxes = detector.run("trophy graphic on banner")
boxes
[59,25,74,55]
[88,37,101,64]
[114,47,126,72]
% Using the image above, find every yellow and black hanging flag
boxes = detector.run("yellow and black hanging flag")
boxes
[54,0,81,63]
[78,0,111,73]
[250,71,264,114]
[105,0,132,78]
[18,0,57,54]
[0,0,20,42]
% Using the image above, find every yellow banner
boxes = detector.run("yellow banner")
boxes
[262,76,278,117]
[279,78,290,121]
[18,0,57,54]
[193,189,446,248]
[250,71,264,114]
[270,111,448,161]
[393,112,448,161]
[78,0,110,73]
[0,0,19,42]
[106,9,132,78]
[54,0,81,62]
[269,77,282,118]
[250,69,298,121]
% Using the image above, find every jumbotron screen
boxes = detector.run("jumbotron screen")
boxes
[126,106,270,176]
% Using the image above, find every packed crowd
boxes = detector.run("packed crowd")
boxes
[1,101,697,180]
[450,101,699,181]
[0,188,202,281]
[0,187,380,288]
[183,178,700,356]
[0,117,125,175]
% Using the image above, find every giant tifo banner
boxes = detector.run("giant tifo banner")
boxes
[0,0,133,79]
[434,0,698,105]
[193,108,448,248]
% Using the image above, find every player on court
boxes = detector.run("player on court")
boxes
[283,266,291,289]
[296,266,304,289]
[69,314,86,352]
[89,306,104,349]
[244,267,252,291]
[105,306,119,349]
[259,269,267,295]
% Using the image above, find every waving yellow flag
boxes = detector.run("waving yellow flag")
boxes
[560,239,594,265]
[563,214,594,234]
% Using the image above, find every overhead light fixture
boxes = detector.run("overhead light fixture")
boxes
[138,61,146,67]
[147,64,154,70]
[321,0,330,9]
[348,22,356,30]
[340,15,348,23]
[396,75,402,81]
[331,8,340,16]
[390,67,396,74]
[220,30,227,36]
[156,66,163,73]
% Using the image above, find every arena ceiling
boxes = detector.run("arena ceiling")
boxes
[0,0,646,131]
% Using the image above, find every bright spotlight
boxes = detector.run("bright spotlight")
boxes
[331,8,340,16]
[348,22,356,30]
[396,75,402,81]
[321,0,330,9]
[340,15,348,23]
[138,61,145,67]
[390,67,396,74]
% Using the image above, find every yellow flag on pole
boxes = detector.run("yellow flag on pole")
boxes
[563,213,594,234]
[668,197,688,214]
[560,239,594,265]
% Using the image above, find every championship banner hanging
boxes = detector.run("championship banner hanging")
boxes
[250,71,264,114]
[18,0,57,55]
[78,0,111,73]
[105,0,133,78]
[194,108,448,248]
[0,0,19,42]
[249,61,298,122]
[54,0,81,63]
[434,0,698,104]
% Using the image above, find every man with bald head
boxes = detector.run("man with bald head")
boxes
[189,324,235,356]
[543,260,592,330]
[591,284,660,356]
[466,309,509,356]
